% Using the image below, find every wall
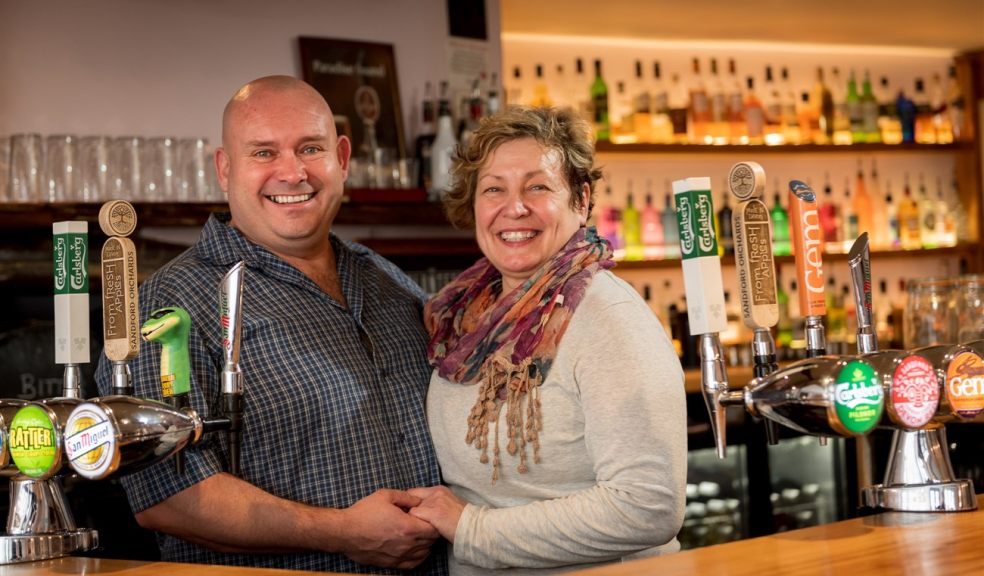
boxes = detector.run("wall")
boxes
[0,0,502,148]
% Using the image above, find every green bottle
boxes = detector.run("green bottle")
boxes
[622,186,643,260]
[846,70,864,143]
[770,189,791,256]
[860,70,881,143]
[776,280,792,348]
[591,59,610,141]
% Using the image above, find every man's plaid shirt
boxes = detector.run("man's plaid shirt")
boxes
[95,213,446,574]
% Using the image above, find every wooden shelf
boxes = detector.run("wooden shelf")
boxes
[595,141,975,155]
[613,243,976,270]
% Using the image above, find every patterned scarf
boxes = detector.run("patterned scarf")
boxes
[425,226,614,481]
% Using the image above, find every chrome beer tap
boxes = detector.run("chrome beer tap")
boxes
[220,261,246,477]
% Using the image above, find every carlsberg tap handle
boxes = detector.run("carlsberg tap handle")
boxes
[53,221,90,398]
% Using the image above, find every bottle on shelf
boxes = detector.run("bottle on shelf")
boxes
[845,70,864,144]
[591,59,610,141]
[945,64,965,141]
[913,78,936,144]
[898,173,922,249]
[818,172,841,251]
[929,72,953,144]
[763,65,784,145]
[487,72,501,116]
[853,159,873,241]
[668,73,690,143]
[508,66,523,106]
[429,81,456,201]
[641,181,663,259]
[709,58,729,145]
[744,76,766,145]
[717,190,734,256]
[797,91,816,144]
[878,76,903,144]
[611,80,635,143]
[897,85,917,144]
[770,184,791,256]
[868,159,889,249]
[841,177,858,250]
[875,279,894,345]
[917,173,939,248]
[622,182,643,260]
[459,75,485,146]
[688,57,711,143]
[936,176,957,247]
[780,67,800,144]
[633,60,653,144]
[830,67,853,145]
[572,57,592,121]
[554,63,569,107]
[776,279,793,348]
[727,59,747,144]
[596,181,623,250]
[414,80,436,190]
[860,70,881,143]
[651,61,674,144]
[811,66,835,144]
[530,64,553,108]
[884,179,901,248]
[662,184,680,258]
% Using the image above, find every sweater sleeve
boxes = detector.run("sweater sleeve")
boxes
[453,288,688,569]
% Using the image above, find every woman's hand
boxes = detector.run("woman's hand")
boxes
[408,486,466,543]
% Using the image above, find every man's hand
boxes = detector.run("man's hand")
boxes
[408,486,465,543]
[334,489,440,570]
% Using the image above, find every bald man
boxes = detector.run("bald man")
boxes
[95,76,446,574]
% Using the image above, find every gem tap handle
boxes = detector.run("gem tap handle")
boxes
[788,180,827,358]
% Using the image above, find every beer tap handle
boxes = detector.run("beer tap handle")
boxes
[848,233,878,354]
[141,307,192,474]
[673,177,729,458]
[99,200,140,396]
[220,262,246,477]
[729,162,781,445]
[788,180,827,358]
[53,221,91,399]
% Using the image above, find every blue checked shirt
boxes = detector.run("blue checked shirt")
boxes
[95,213,447,574]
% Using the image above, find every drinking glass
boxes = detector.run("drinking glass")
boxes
[78,136,110,203]
[904,277,954,348]
[9,133,43,202]
[142,137,177,201]
[950,275,984,343]
[44,134,78,202]
[176,138,210,201]
[109,136,143,202]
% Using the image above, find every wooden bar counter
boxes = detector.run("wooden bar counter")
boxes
[1,496,981,575]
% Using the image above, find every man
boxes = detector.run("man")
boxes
[95,76,445,574]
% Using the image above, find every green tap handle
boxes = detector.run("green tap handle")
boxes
[141,307,192,398]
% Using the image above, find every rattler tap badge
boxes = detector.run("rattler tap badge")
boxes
[9,405,58,478]
[65,403,117,479]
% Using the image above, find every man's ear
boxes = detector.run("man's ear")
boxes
[214,147,230,195]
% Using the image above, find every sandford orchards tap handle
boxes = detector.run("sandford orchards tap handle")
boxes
[673,177,729,458]
[141,307,192,474]
[788,180,827,358]
[220,261,245,477]
[848,233,878,354]
[53,221,90,399]
[99,200,140,395]
[729,161,781,445]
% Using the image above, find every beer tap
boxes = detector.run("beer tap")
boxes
[673,177,730,458]
[728,161,781,445]
[847,233,879,489]
[98,200,140,396]
[220,262,246,476]
[141,307,192,474]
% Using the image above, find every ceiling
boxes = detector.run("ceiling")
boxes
[500,0,984,52]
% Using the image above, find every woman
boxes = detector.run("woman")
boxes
[411,106,686,574]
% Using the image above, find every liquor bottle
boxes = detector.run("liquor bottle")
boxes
[429,81,456,201]
[936,177,956,247]
[622,183,643,260]
[717,191,734,255]
[651,62,673,144]
[853,159,873,240]
[830,68,852,145]
[898,173,922,249]
[662,185,680,258]
[841,178,858,249]
[572,57,592,121]
[929,72,952,144]
[641,183,663,259]
[878,76,903,144]
[897,86,917,144]
[780,67,800,144]
[553,64,568,107]
[884,179,900,248]
[818,173,841,250]
[917,173,939,248]
[507,66,524,106]
[860,70,880,143]
[591,59,610,141]
[744,76,766,145]
[763,65,784,144]
[945,64,965,141]
[812,67,834,144]
[726,59,746,144]
[797,92,816,144]
[707,58,729,145]
[459,76,484,146]
[913,78,935,144]
[633,60,653,143]
[596,182,622,250]
[486,72,501,116]
[414,81,437,189]
[668,73,690,144]
[611,80,635,143]
[771,187,791,256]
[530,64,552,108]
[869,159,888,249]
[688,57,711,143]
[845,70,864,143]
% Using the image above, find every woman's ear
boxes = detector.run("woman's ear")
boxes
[578,182,590,226]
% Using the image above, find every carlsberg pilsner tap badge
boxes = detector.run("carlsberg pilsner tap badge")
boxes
[834,360,884,434]
[676,185,718,260]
